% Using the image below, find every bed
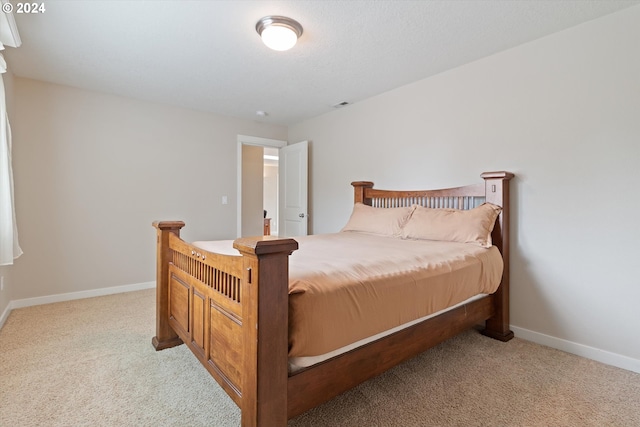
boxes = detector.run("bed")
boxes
[152,171,514,426]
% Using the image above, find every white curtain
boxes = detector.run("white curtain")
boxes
[0,43,23,265]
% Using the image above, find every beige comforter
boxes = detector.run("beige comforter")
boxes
[194,232,503,358]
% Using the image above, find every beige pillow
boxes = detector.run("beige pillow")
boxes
[341,203,414,237]
[401,203,502,248]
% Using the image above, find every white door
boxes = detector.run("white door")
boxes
[279,141,308,237]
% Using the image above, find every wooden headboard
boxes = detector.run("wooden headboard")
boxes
[352,171,514,342]
[351,171,513,254]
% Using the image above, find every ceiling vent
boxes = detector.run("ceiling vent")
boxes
[332,101,350,108]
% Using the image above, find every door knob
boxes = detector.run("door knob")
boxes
[298,213,305,218]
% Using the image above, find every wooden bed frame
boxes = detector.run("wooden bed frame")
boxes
[152,171,514,426]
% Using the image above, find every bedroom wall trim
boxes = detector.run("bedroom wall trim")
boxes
[0,301,11,330]
[0,281,155,330]
[511,326,640,374]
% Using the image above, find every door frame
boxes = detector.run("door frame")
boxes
[236,135,287,238]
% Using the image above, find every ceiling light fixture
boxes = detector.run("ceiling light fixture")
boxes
[256,15,303,51]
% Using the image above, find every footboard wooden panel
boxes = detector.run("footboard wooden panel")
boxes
[152,222,298,424]
[152,171,514,427]
[154,226,246,403]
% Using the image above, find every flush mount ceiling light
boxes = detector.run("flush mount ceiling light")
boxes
[256,15,303,51]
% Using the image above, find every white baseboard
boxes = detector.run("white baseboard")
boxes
[511,326,640,374]
[0,281,155,330]
[0,301,11,331]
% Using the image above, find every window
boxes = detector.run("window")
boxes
[0,46,22,265]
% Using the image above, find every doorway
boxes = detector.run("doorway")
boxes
[263,147,279,236]
[236,135,286,238]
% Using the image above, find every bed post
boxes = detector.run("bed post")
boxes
[480,171,515,342]
[233,237,299,427]
[352,181,374,205]
[151,221,185,351]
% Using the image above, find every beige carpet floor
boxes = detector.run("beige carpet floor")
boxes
[1,289,639,427]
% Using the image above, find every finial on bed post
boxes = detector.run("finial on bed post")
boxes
[480,172,515,342]
[151,221,186,351]
[351,181,374,205]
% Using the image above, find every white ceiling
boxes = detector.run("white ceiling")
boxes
[4,0,639,126]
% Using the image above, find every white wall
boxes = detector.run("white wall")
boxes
[289,7,640,367]
[263,164,278,235]
[241,144,264,237]
[11,78,287,301]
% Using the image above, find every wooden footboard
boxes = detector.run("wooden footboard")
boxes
[152,171,514,427]
[152,223,298,425]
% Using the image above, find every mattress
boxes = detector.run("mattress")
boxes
[193,232,503,360]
